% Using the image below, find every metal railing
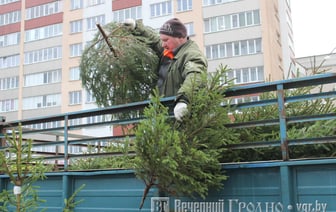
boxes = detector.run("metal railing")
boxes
[1,73,336,170]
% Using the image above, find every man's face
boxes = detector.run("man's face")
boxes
[160,34,185,51]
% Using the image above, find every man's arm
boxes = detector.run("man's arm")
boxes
[124,19,163,57]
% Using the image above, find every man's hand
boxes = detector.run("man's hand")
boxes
[174,102,188,121]
[123,18,136,30]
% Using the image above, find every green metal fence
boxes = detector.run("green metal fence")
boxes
[1,73,336,211]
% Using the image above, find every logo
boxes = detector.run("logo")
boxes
[151,197,169,212]
[151,197,328,212]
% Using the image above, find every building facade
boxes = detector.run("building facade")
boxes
[0,0,294,124]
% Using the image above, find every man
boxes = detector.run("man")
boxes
[124,18,208,121]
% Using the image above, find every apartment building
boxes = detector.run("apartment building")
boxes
[0,0,295,124]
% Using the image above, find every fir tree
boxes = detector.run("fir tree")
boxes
[80,22,159,107]
[133,66,237,208]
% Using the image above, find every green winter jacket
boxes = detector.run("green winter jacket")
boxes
[132,21,208,103]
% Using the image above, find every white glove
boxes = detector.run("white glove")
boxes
[123,18,136,30]
[174,102,188,121]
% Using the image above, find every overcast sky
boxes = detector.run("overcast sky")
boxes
[291,0,336,58]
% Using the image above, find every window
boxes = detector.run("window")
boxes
[250,67,257,81]
[113,6,142,22]
[226,43,232,57]
[23,94,61,110]
[87,15,105,30]
[205,38,262,60]
[231,95,260,105]
[219,44,225,58]
[253,10,260,25]
[248,39,256,54]
[204,19,210,32]
[177,0,192,12]
[227,70,234,81]
[85,90,96,103]
[27,121,60,130]
[24,46,62,64]
[255,38,262,53]
[71,0,83,10]
[24,69,61,87]
[69,118,82,126]
[228,66,264,85]
[87,0,105,7]
[0,10,21,26]
[25,23,62,42]
[32,146,56,153]
[246,11,253,25]
[235,69,241,83]
[184,22,194,36]
[26,1,62,20]
[69,91,82,105]
[240,40,248,55]
[242,68,249,82]
[233,41,240,56]
[70,43,83,57]
[69,145,83,154]
[0,76,19,90]
[70,67,80,81]
[0,0,19,5]
[0,32,20,47]
[70,20,82,33]
[204,10,260,33]
[150,1,172,17]
[0,99,18,112]
[239,12,246,27]
[0,54,20,69]
[231,14,238,28]
[44,70,60,83]
[217,16,225,30]
[86,115,103,124]
[224,16,231,30]
[211,45,218,59]
[203,0,238,6]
